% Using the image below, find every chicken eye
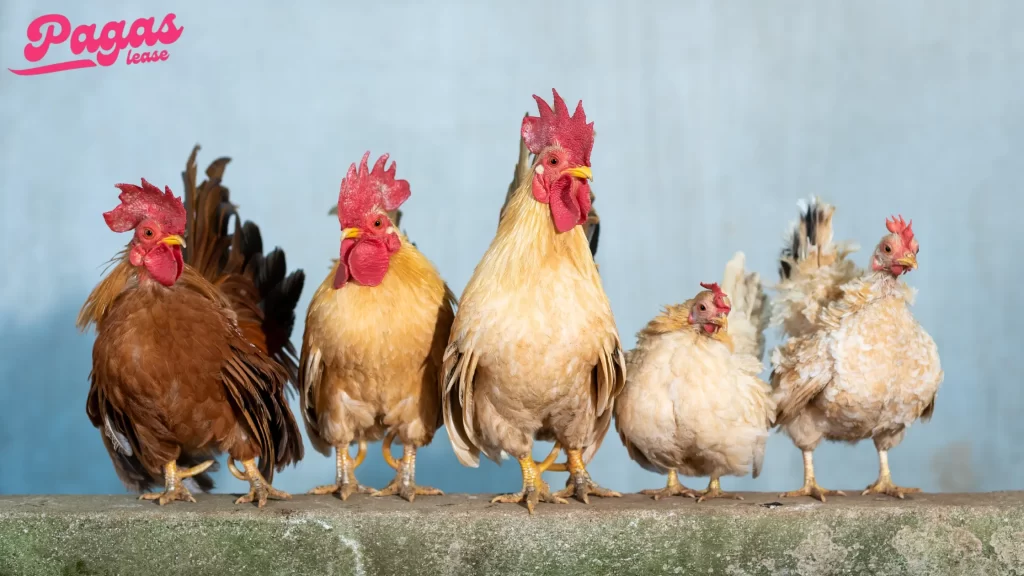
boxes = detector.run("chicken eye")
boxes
[549,157,558,165]
[884,245,892,253]
[373,219,382,228]
[143,228,154,238]
[699,304,706,311]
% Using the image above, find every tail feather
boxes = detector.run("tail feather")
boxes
[772,196,860,339]
[721,252,770,361]
[182,145,306,387]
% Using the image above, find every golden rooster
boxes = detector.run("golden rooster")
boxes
[772,205,943,500]
[300,152,455,501]
[616,254,775,501]
[78,146,305,507]
[443,89,626,514]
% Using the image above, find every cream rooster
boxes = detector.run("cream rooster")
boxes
[443,89,626,514]
[771,201,943,500]
[616,254,775,501]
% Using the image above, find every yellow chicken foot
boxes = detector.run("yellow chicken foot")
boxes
[640,469,698,501]
[372,439,443,503]
[553,448,622,504]
[139,460,214,505]
[780,450,846,502]
[695,476,744,503]
[230,459,291,508]
[491,456,568,514]
[862,449,921,499]
[308,441,372,501]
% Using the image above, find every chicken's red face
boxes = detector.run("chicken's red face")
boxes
[334,152,410,289]
[871,215,919,277]
[689,282,732,337]
[104,179,186,287]
[522,89,595,233]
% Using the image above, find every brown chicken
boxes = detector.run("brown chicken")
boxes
[443,89,626,514]
[77,146,305,507]
[771,202,943,500]
[300,152,455,501]
[616,254,775,501]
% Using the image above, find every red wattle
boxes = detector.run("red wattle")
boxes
[348,239,391,286]
[333,238,356,288]
[143,243,183,287]
[548,175,582,233]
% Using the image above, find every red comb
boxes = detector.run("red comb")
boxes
[521,89,595,167]
[885,214,918,250]
[103,178,185,235]
[699,282,731,313]
[337,151,411,227]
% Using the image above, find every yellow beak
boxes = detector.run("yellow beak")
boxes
[564,166,593,181]
[161,235,186,248]
[896,253,918,269]
[342,228,361,240]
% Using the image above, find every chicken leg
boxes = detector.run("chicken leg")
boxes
[372,433,443,502]
[308,441,372,501]
[139,460,214,505]
[229,459,291,508]
[641,469,698,500]
[491,456,568,514]
[553,448,622,504]
[695,476,744,503]
[780,450,846,502]
[862,449,921,499]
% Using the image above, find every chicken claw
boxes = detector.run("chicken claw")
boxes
[861,477,921,499]
[139,460,213,506]
[780,481,847,503]
[641,469,698,501]
[780,449,846,503]
[372,440,443,503]
[491,456,567,514]
[862,450,919,499]
[553,448,622,504]
[695,477,744,503]
[309,442,372,501]
[230,459,291,508]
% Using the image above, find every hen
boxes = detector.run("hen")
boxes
[443,89,626,514]
[300,152,455,501]
[78,146,305,507]
[772,208,943,500]
[616,254,775,501]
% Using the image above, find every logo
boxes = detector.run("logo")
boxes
[8,13,183,76]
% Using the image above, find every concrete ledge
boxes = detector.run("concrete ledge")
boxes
[1,493,1023,575]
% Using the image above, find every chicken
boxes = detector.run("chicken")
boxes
[300,152,455,502]
[77,145,305,507]
[442,89,626,514]
[771,210,943,501]
[616,254,775,501]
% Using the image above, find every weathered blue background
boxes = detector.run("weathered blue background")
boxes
[1,0,1020,497]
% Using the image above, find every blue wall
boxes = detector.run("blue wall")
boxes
[1,0,1021,497]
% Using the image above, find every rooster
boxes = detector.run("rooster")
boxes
[616,254,775,501]
[77,145,305,507]
[443,89,626,514]
[771,204,943,501]
[300,152,455,501]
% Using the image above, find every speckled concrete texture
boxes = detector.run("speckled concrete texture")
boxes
[2,493,1023,575]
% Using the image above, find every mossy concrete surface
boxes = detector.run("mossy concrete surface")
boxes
[2,492,1024,576]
